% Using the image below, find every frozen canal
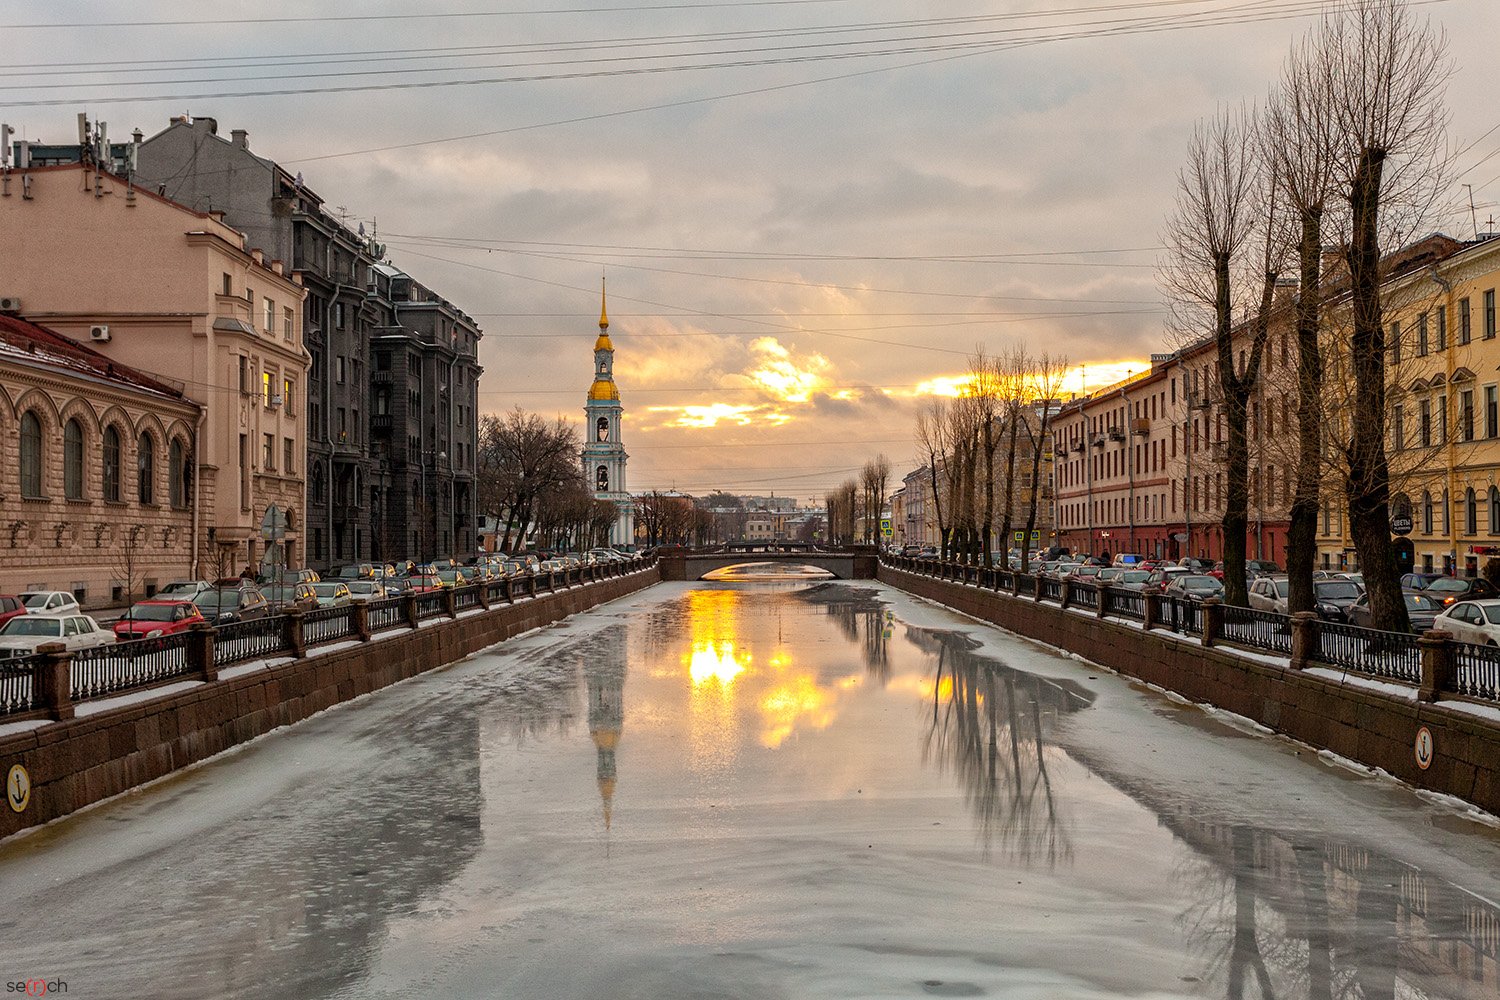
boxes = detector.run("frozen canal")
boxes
[4,577,1500,999]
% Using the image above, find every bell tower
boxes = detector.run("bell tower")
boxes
[582,279,635,547]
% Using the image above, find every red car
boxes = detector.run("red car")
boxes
[0,595,25,628]
[112,600,206,641]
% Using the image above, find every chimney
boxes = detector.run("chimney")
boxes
[231,129,248,150]
[251,248,264,266]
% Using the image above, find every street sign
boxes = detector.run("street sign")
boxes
[1011,530,1042,543]
[1414,726,1434,771]
[260,504,288,541]
[1391,514,1413,536]
[7,763,30,813]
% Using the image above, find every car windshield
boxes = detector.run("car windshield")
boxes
[1315,581,1362,600]
[1121,571,1150,583]
[1426,577,1469,594]
[347,582,378,594]
[127,604,182,622]
[312,584,344,596]
[1074,566,1101,576]
[2,618,61,637]
[21,594,60,609]
[196,592,243,610]
[159,582,203,595]
[1182,576,1220,590]
[1406,593,1442,612]
[1274,580,1290,597]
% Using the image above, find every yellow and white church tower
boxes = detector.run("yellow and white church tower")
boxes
[582,280,636,548]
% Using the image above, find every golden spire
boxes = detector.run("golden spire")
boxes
[599,276,609,331]
[593,276,614,353]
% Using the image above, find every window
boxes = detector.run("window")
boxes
[1418,313,1429,355]
[1393,405,1404,449]
[375,386,390,415]
[311,462,326,504]
[283,377,295,416]
[1461,297,1472,344]
[20,411,43,497]
[1389,320,1401,363]
[1488,289,1497,340]
[1423,492,1434,534]
[64,418,84,499]
[336,356,346,385]
[1466,488,1478,536]
[335,302,346,330]
[169,439,186,508]
[1491,487,1500,536]
[103,426,121,501]
[1420,399,1432,447]
[283,306,294,341]
[222,273,233,296]
[137,433,154,504]
[1462,390,1475,441]
[263,433,275,470]
[263,371,273,408]
[283,438,295,475]
[263,297,274,332]
[245,285,254,308]
[1438,305,1447,350]
[1487,385,1498,438]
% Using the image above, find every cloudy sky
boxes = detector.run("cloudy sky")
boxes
[4,0,1498,499]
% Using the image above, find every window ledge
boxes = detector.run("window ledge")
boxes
[20,494,50,503]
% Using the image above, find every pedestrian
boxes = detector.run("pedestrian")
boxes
[240,564,254,580]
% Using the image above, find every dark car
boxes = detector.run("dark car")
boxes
[1400,572,1447,591]
[194,586,270,625]
[1164,575,1225,601]
[1178,557,1214,573]
[1309,579,1364,622]
[1422,575,1500,607]
[1347,591,1443,632]
[265,582,319,613]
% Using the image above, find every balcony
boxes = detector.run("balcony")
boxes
[371,414,392,435]
[1091,434,1106,448]
[1130,417,1150,436]
[1107,426,1126,442]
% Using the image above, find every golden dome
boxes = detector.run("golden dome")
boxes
[595,332,614,352]
[592,727,620,751]
[589,379,619,401]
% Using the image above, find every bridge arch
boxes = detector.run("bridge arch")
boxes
[658,549,877,582]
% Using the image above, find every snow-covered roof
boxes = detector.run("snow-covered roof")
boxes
[0,314,196,405]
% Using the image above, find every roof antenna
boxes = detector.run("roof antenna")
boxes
[1465,184,1479,239]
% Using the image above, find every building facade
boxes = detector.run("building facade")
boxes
[0,314,201,606]
[582,288,635,548]
[0,160,310,574]
[134,115,482,568]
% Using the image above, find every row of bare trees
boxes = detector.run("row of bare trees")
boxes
[477,407,619,553]
[1161,0,1451,629]
[823,456,892,546]
[914,349,1069,567]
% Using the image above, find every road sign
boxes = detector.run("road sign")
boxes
[1011,530,1042,543]
[7,763,29,813]
[1414,726,1434,770]
[260,504,287,541]
[1391,514,1413,536]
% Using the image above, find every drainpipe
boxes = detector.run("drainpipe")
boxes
[190,403,206,578]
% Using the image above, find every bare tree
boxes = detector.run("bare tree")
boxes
[476,408,583,553]
[1162,106,1289,606]
[916,402,952,559]
[1019,352,1069,569]
[860,455,892,547]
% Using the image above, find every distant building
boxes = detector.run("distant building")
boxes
[0,312,201,606]
[582,285,635,548]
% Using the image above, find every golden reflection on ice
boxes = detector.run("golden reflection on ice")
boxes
[681,588,861,751]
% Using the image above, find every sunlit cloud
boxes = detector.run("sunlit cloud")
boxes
[741,336,836,403]
[645,402,793,429]
[895,361,1152,401]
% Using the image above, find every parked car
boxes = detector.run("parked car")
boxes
[1177,557,1214,573]
[19,591,81,617]
[1141,566,1191,592]
[1245,559,1282,578]
[0,614,113,656]
[112,600,206,640]
[1307,579,1364,622]
[1433,599,1500,646]
[260,567,320,587]
[1248,576,1290,613]
[1424,576,1500,606]
[1348,591,1443,632]
[1096,567,1124,584]
[0,595,26,628]
[1111,553,1146,567]
[1164,575,1225,601]
[1113,569,1154,591]
[403,574,445,594]
[435,569,471,588]
[309,582,353,608]
[193,587,270,625]
[343,580,388,603]
[1400,572,1447,591]
[1065,565,1105,583]
[157,580,216,600]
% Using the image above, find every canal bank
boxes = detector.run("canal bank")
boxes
[876,561,1500,818]
[0,564,661,841]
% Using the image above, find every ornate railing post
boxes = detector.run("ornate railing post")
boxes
[1059,577,1073,610]
[1142,593,1158,631]
[352,602,372,642]
[1033,573,1046,603]
[32,642,74,721]
[476,581,491,611]
[1418,630,1454,702]
[442,587,458,619]
[187,621,218,681]
[283,608,307,659]
[403,590,420,629]
[1096,585,1110,620]
[502,577,514,604]
[1201,598,1224,648]
[1289,612,1319,670]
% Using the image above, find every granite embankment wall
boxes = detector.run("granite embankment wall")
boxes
[879,563,1500,815]
[0,567,661,840]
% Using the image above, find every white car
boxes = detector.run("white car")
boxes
[0,614,112,656]
[343,580,387,604]
[1433,599,1500,646]
[18,591,81,616]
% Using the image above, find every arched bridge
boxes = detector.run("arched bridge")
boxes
[657,547,878,581]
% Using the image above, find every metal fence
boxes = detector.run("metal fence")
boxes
[1315,621,1422,684]
[1220,605,1295,656]
[366,597,406,632]
[70,635,192,700]
[214,617,288,667]
[415,591,447,620]
[303,605,357,646]
[0,656,39,715]
[1453,642,1500,701]
[453,584,483,611]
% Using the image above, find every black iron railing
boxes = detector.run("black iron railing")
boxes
[214,617,288,667]
[366,597,406,632]
[303,605,357,645]
[70,634,192,700]
[1314,620,1421,684]
[1220,605,1295,656]
[0,656,40,715]
[1453,642,1500,701]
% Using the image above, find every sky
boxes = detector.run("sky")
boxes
[3,0,1499,501]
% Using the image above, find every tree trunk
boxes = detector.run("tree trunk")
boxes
[1288,206,1324,614]
[998,415,1021,567]
[981,419,995,568]
[1346,146,1410,632]
[929,458,948,560]
[1020,403,1054,568]
[1222,387,1252,607]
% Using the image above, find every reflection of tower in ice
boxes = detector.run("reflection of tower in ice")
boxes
[586,640,627,829]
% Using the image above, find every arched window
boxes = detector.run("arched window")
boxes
[596,465,609,492]
[1422,491,1434,534]
[1466,487,1478,535]
[311,462,326,504]
[596,416,609,442]
[103,426,121,502]
[64,418,84,500]
[137,433,154,504]
[1489,486,1500,535]
[20,410,42,497]
[169,439,186,508]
